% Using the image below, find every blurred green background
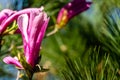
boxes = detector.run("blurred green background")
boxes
[1,0,120,80]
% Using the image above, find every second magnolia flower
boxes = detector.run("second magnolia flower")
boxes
[3,7,50,68]
[56,0,92,28]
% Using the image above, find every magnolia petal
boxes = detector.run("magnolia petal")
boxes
[29,13,44,47]
[17,14,29,42]
[17,14,29,57]
[0,13,8,23]
[36,17,50,48]
[68,2,92,19]
[0,13,8,33]
[0,9,16,16]
[26,12,49,67]
[3,56,23,69]
[1,7,43,34]
[26,13,44,67]
[28,11,37,34]
[0,9,16,22]
[5,7,43,22]
[33,17,50,65]
[57,8,66,24]
[0,9,15,34]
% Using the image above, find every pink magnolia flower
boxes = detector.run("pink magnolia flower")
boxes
[56,0,92,28]
[3,8,49,68]
[0,9,16,34]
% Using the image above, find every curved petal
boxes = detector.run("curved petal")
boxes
[0,7,43,34]
[25,12,49,67]
[33,17,50,65]
[17,14,29,57]
[29,13,44,50]
[36,17,50,48]
[26,12,44,66]
[57,8,65,24]
[0,9,15,34]
[3,56,23,69]
[0,9,16,16]
[17,14,29,42]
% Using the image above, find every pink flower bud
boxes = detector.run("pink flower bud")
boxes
[56,0,92,28]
